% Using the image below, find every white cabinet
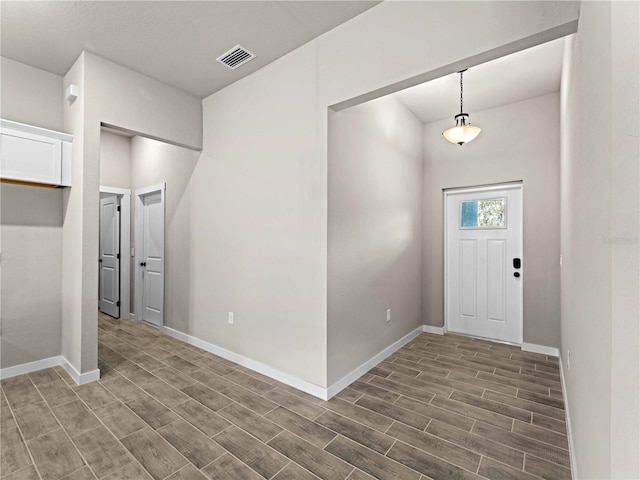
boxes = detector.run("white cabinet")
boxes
[0,119,73,187]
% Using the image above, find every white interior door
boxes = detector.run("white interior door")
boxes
[99,194,120,318]
[446,185,523,344]
[136,186,165,326]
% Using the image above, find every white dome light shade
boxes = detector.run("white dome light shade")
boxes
[443,113,481,146]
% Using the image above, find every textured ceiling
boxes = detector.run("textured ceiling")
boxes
[394,37,566,124]
[0,1,379,98]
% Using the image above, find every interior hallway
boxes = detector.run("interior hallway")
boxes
[0,313,570,480]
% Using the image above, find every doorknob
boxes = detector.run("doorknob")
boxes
[140,262,146,267]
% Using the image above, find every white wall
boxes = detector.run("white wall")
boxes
[327,96,423,385]
[560,2,640,478]
[100,131,131,190]
[1,58,64,368]
[197,1,578,388]
[422,93,561,348]
[63,51,202,375]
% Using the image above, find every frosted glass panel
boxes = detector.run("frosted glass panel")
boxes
[460,198,506,229]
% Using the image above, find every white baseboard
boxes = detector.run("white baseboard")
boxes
[559,354,578,480]
[0,356,62,380]
[0,355,99,385]
[60,358,100,385]
[422,325,445,335]
[522,342,560,357]
[160,326,328,400]
[326,326,424,399]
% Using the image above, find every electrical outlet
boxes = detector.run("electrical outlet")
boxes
[228,312,234,325]
[386,309,391,322]
[567,349,571,371]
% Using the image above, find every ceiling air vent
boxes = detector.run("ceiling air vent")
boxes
[216,45,256,70]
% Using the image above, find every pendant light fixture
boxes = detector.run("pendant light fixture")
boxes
[442,69,481,146]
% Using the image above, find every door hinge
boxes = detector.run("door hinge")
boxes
[117,206,121,212]
[117,253,120,259]
[117,301,120,307]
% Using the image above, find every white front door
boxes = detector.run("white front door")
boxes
[446,185,523,344]
[136,186,165,326]
[99,194,120,318]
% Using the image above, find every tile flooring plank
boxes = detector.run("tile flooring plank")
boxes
[268,430,353,480]
[52,400,101,437]
[214,426,288,479]
[476,372,550,396]
[1,425,33,476]
[355,395,431,431]
[264,388,326,420]
[394,396,475,432]
[92,401,147,439]
[531,414,567,435]
[12,401,60,441]
[346,470,377,480]
[512,421,569,449]
[483,391,566,421]
[348,381,400,404]
[315,410,394,455]
[27,429,85,480]
[449,390,531,423]
[426,419,524,469]
[387,373,456,398]
[334,387,363,403]
[224,371,274,395]
[163,356,201,376]
[445,371,518,397]
[326,435,422,480]
[153,367,197,390]
[118,365,159,387]
[321,398,393,433]
[27,369,61,387]
[141,381,190,408]
[472,421,571,468]
[193,356,237,376]
[220,385,278,415]
[71,425,135,478]
[524,454,573,480]
[172,400,232,438]
[218,402,283,443]
[201,453,262,480]
[2,377,43,410]
[386,440,479,480]
[265,406,336,448]
[73,382,116,410]
[368,376,438,402]
[390,357,450,377]
[62,467,97,480]
[478,456,541,480]
[272,461,322,480]
[100,376,148,404]
[126,393,179,429]
[1,464,40,480]
[157,419,226,468]
[180,383,233,412]
[387,422,481,472]
[188,369,235,392]
[165,464,209,480]
[121,427,188,480]
[101,462,153,480]
[517,390,565,410]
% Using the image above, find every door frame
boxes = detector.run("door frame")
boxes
[99,186,131,319]
[443,181,524,344]
[134,183,166,326]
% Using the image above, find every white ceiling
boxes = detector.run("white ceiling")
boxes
[394,37,566,124]
[0,1,378,98]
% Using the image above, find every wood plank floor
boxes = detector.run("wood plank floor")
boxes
[1,314,572,479]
